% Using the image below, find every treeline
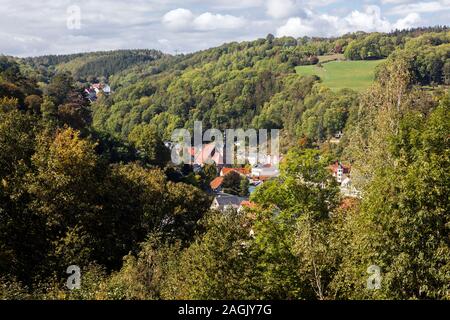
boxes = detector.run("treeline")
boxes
[345,32,450,87]
[344,27,449,60]
[22,49,165,82]
[386,32,450,85]
[344,33,401,60]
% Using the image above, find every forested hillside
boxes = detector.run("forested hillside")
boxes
[22,49,165,83]
[0,27,449,299]
[90,28,449,152]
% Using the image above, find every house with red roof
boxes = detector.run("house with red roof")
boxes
[329,161,351,183]
[193,142,224,166]
[220,167,250,177]
[210,176,224,192]
[85,83,111,102]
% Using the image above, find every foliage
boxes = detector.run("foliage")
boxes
[383,32,450,86]
[128,124,170,167]
[23,49,165,82]
[344,33,399,60]
[222,171,244,195]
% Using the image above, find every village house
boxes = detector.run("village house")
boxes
[251,163,279,179]
[329,161,350,184]
[329,161,361,198]
[85,83,111,102]
[246,152,281,167]
[84,88,97,102]
[210,167,253,194]
[167,142,223,168]
[209,176,224,193]
[194,142,223,166]
[210,193,247,211]
[220,167,250,177]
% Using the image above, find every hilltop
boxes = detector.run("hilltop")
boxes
[21,49,166,82]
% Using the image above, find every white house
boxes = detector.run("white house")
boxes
[251,164,279,179]
[103,84,111,94]
[329,161,350,184]
[211,193,247,211]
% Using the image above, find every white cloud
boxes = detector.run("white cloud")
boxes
[266,0,298,19]
[345,5,391,32]
[212,0,264,10]
[158,39,170,45]
[276,5,423,38]
[305,0,340,6]
[276,17,314,37]
[393,13,422,29]
[194,12,246,31]
[162,8,195,31]
[388,1,450,15]
[162,8,246,32]
[381,0,414,4]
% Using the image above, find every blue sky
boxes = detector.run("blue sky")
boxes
[0,0,449,57]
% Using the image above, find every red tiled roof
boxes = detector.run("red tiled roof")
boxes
[210,176,224,190]
[194,143,223,165]
[221,167,250,176]
[329,161,351,174]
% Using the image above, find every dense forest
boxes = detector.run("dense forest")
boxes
[0,27,449,299]
[22,49,165,83]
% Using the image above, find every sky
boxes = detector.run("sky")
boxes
[0,0,449,57]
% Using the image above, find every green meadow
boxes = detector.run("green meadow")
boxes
[295,59,386,92]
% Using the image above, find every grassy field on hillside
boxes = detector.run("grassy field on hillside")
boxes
[295,59,385,92]
[318,53,345,63]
